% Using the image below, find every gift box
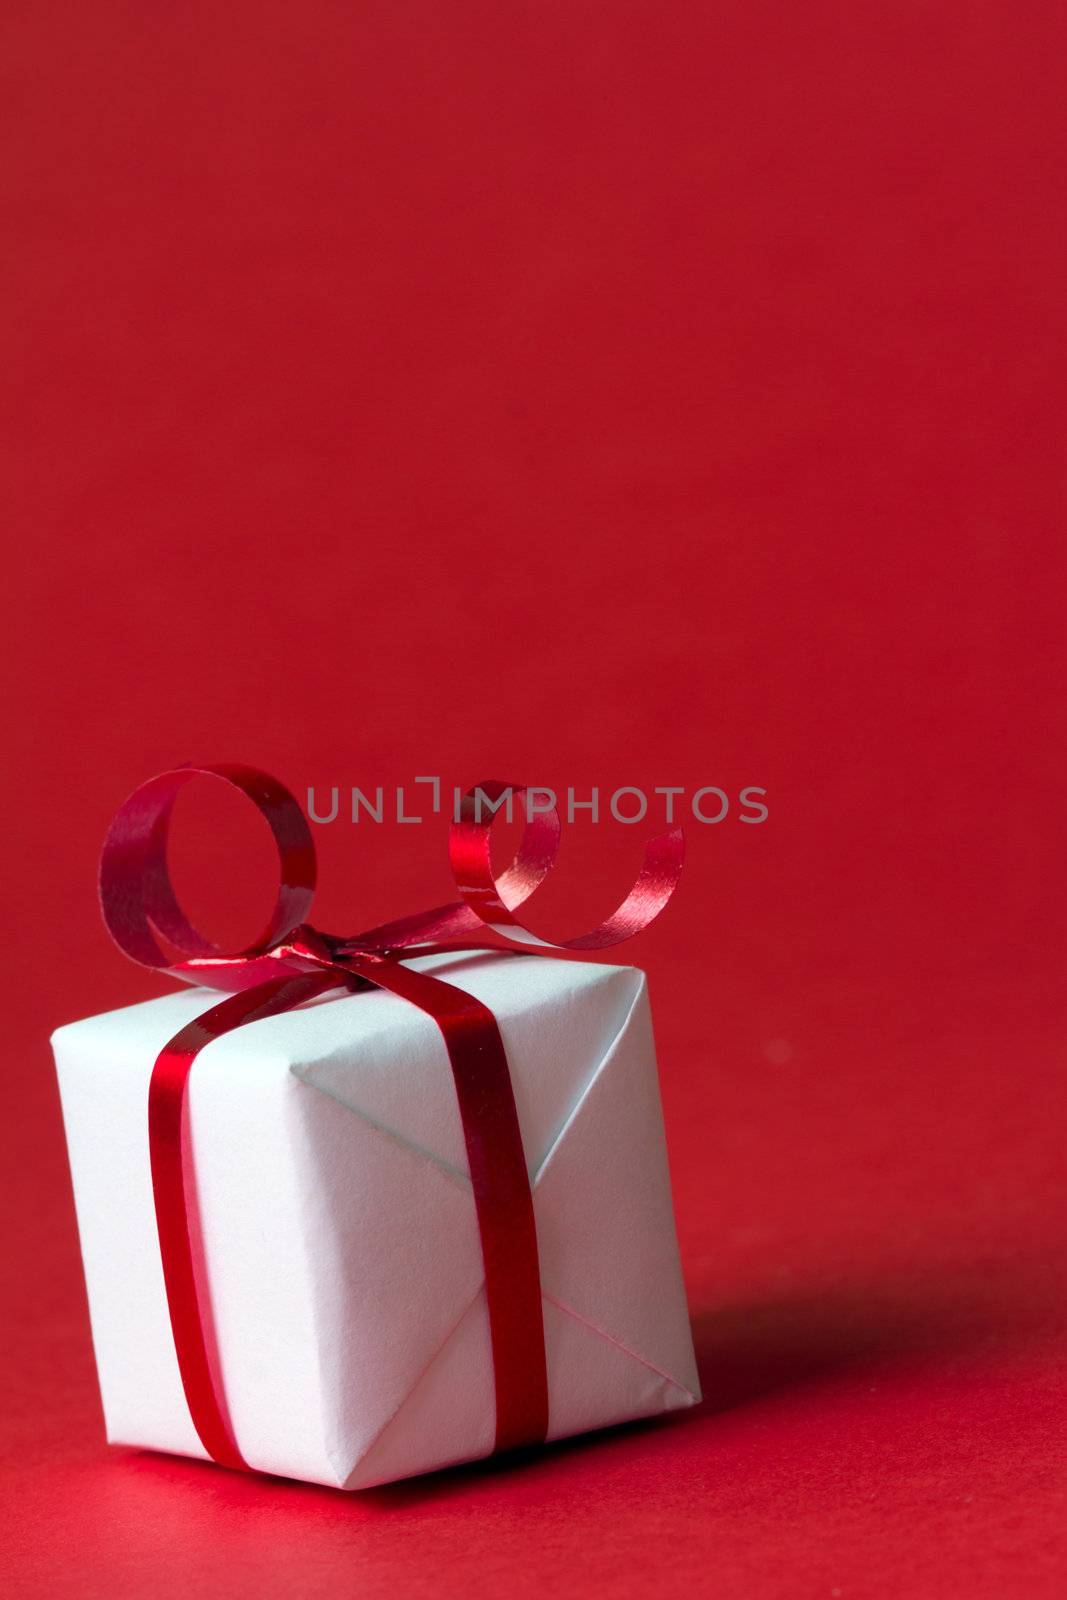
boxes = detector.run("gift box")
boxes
[53,950,699,1489]
[52,762,697,1489]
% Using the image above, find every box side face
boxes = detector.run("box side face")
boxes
[52,995,341,1487]
[532,977,701,1437]
[292,961,699,1488]
[288,953,661,1487]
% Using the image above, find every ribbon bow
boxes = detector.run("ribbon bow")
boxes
[99,764,683,1473]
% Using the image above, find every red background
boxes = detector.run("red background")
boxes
[3,3,1065,1595]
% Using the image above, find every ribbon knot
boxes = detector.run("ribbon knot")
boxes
[279,924,357,968]
[98,763,683,1474]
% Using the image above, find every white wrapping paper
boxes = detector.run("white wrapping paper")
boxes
[52,951,699,1489]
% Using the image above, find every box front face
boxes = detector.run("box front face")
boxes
[54,954,698,1490]
[53,991,340,1486]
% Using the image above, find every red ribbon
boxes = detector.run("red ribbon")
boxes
[99,764,683,1472]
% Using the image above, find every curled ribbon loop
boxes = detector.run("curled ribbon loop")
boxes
[97,762,682,1477]
[449,779,685,950]
[99,764,316,973]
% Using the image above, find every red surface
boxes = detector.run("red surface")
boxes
[3,3,1065,1595]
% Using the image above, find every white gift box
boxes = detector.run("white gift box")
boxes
[52,951,699,1489]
